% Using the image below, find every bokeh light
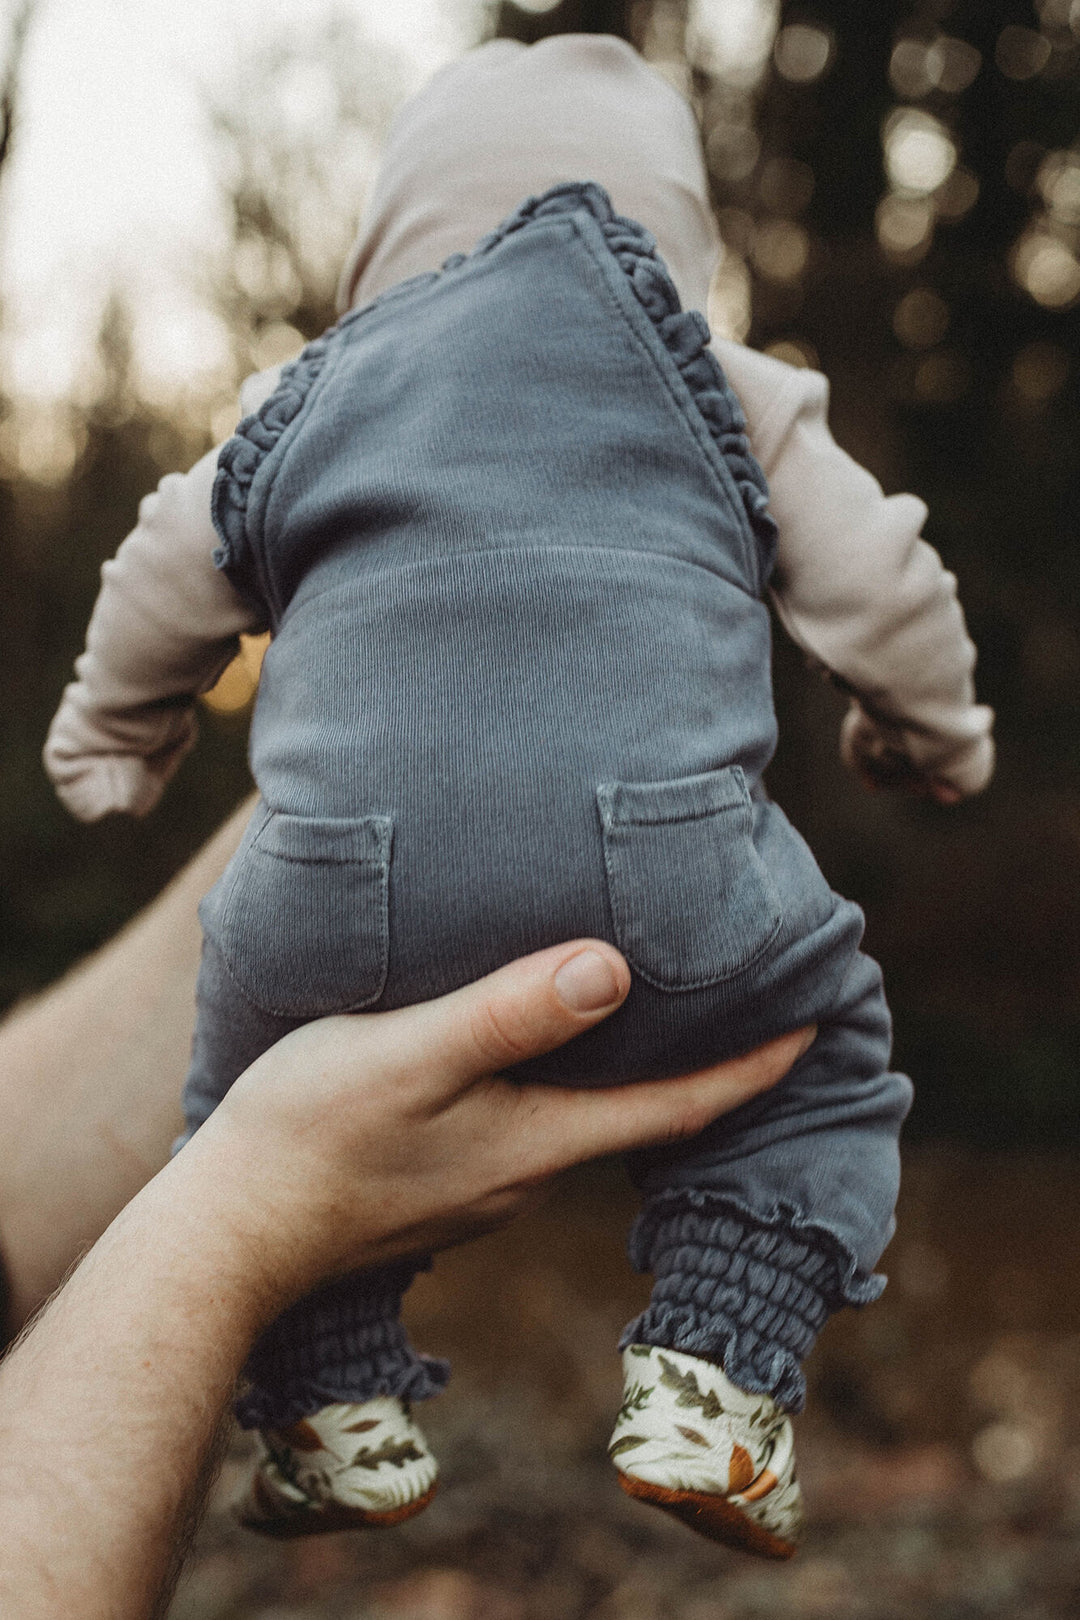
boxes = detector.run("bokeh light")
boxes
[0,401,87,486]
[1036,0,1075,28]
[758,155,814,215]
[231,238,303,311]
[705,119,760,183]
[751,218,810,282]
[210,394,246,442]
[691,0,780,91]
[250,320,304,372]
[996,25,1052,80]
[1011,340,1071,402]
[927,35,982,93]
[933,166,980,221]
[889,35,981,99]
[892,287,950,349]
[875,193,935,262]
[1012,230,1080,308]
[1037,150,1080,225]
[912,348,970,404]
[715,206,756,256]
[972,1422,1039,1482]
[200,632,269,715]
[773,22,833,84]
[707,250,752,342]
[883,108,957,195]
[889,38,934,100]
[763,337,819,369]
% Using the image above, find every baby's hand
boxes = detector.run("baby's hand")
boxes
[854,746,962,805]
[840,703,965,805]
[839,697,991,805]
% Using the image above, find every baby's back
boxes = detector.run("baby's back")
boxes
[205,185,860,1082]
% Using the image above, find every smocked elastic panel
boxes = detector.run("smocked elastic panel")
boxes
[621,1197,885,1413]
[235,1261,449,1430]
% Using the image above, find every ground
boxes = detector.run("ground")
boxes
[169,1149,1080,1620]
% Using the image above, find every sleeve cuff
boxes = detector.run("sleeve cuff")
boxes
[43,700,199,822]
[839,701,995,798]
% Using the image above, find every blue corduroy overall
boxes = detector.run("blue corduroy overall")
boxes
[182,184,912,1428]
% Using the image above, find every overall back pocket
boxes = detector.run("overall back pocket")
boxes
[596,765,782,991]
[202,807,393,1018]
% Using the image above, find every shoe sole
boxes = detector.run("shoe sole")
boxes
[238,1480,438,1539]
[616,1471,797,1560]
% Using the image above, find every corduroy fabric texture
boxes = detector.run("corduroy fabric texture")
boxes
[212,182,776,622]
[183,183,912,1427]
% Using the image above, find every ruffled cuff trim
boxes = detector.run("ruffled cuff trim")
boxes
[235,1354,450,1431]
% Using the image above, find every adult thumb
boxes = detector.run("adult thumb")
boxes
[399,941,632,1094]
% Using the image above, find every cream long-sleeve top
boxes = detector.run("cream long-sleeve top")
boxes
[43,35,993,821]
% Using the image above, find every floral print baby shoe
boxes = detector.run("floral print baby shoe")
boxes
[609,1344,803,1559]
[236,1395,438,1538]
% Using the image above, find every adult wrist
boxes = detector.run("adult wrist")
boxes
[163,1110,376,1332]
[149,1137,299,1345]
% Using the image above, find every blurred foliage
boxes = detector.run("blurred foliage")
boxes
[2,0,1079,1143]
[678,0,1080,1145]
[0,298,255,1002]
[0,7,398,1006]
[205,12,402,368]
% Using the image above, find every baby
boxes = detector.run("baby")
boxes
[45,37,993,1558]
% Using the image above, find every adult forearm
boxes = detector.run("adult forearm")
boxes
[0,1142,276,1620]
[0,796,254,1335]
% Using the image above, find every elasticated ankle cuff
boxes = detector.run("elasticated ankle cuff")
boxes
[621,1199,885,1412]
[236,1262,449,1429]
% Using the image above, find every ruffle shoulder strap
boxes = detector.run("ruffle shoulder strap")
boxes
[475,182,778,579]
[211,181,778,602]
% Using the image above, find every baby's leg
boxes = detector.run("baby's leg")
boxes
[235,1263,449,1431]
[625,949,906,1403]
[611,950,911,1555]
[183,940,445,1531]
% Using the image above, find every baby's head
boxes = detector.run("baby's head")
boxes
[337,34,720,320]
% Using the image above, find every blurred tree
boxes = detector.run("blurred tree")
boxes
[724,2,1080,1141]
[0,8,404,1007]
[0,293,255,1007]
[0,2,33,177]
[205,9,401,384]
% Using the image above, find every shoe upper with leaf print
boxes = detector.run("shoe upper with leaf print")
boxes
[609,1343,803,1559]
[235,1395,438,1538]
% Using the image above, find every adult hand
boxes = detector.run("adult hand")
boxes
[193,939,815,1317]
[0,939,810,1620]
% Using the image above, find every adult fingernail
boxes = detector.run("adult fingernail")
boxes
[554,950,622,1013]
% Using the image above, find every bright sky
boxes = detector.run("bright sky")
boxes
[0,0,479,405]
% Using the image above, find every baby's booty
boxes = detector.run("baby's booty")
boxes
[236,1395,438,1538]
[609,1344,803,1560]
